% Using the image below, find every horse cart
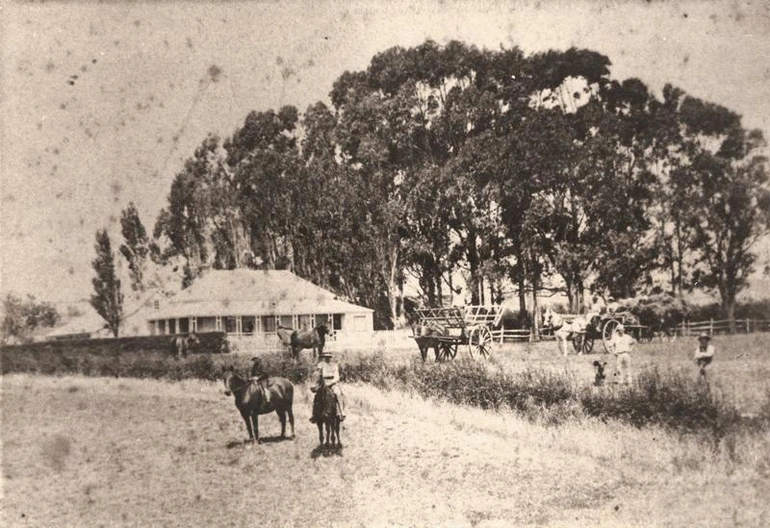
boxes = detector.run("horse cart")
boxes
[572,311,650,354]
[411,307,493,362]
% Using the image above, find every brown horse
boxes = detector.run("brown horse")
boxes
[222,367,295,444]
[283,323,330,361]
[170,332,199,358]
[313,384,341,447]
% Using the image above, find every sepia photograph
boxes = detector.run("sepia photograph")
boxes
[2,1,770,526]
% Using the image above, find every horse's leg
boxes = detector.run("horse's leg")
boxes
[335,418,342,447]
[277,409,286,438]
[252,413,260,444]
[287,405,295,438]
[317,422,324,445]
[242,412,255,443]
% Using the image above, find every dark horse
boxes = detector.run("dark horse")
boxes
[170,332,199,358]
[222,367,295,444]
[278,323,330,361]
[313,385,341,447]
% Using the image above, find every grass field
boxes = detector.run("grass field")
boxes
[2,334,770,527]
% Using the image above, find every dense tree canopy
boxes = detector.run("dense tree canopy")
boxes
[137,39,769,329]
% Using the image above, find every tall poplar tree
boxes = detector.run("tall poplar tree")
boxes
[91,229,124,337]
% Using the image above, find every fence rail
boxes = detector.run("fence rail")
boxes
[674,318,770,337]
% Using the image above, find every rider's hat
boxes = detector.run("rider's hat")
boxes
[698,332,711,341]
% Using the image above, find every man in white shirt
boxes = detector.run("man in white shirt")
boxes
[694,333,715,377]
[609,324,635,385]
[310,351,346,422]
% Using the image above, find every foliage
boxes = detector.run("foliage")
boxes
[90,229,124,337]
[620,293,691,330]
[0,294,60,344]
[140,39,769,328]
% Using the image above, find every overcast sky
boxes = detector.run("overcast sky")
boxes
[2,0,769,304]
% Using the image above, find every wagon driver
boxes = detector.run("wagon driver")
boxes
[609,324,635,385]
[310,350,346,422]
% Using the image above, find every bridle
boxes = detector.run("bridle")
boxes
[545,310,563,331]
[224,374,252,396]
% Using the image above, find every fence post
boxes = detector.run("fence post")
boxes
[709,318,714,335]
[746,318,750,334]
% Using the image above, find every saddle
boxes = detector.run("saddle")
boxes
[248,377,272,407]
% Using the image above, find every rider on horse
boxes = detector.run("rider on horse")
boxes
[249,356,271,405]
[310,350,345,423]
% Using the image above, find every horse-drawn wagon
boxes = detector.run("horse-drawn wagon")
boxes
[411,307,493,362]
[544,308,650,355]
[576,311,651,353]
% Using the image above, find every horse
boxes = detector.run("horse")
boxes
[542,308,592,356]
[170,332,199,358]
[287,323,330,361]
[222,367,295,444]
[313,384,341,447]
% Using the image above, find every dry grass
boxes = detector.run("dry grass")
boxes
[329,332,770,416]
[3,373,769,528]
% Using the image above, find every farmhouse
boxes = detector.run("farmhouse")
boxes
[146,269,374,337]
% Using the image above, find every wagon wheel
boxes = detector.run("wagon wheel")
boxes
[468,326,493,359]
[583,332,595,354]
[437,341,456,361]
[601,319,621,353]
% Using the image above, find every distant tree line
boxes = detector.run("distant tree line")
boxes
[101,40,769,331]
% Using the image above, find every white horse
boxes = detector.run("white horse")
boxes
[542,308,593,356]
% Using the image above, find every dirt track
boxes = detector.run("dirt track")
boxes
[3,374,769,527]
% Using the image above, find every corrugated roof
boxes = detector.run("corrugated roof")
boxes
[148,269,372,319]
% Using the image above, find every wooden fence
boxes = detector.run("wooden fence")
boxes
[675,318,770,337]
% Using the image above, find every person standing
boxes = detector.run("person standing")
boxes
[693,333,715,377]
[609,324,635,385]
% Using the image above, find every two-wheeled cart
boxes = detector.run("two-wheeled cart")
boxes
[573,311,650,354]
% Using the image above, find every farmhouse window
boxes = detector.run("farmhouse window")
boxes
[242,316,256,335]
[333,314,343,331]
[224,316,237,334]
[262,316,276,333]
[168,319,177,335]
[179,318,189,333]
[298,314,312,330]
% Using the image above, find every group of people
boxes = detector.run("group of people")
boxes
[605,324,715,385]
[249,350,346,421]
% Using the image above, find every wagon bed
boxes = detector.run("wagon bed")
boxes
[411,307,493,361]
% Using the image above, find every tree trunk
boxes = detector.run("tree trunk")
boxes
[466,229,481,305]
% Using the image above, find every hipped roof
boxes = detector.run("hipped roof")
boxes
[149,269,372,319]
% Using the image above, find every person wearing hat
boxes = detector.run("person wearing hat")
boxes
[249,356,271,405]
[694,333,715,377]
[310,350,345,423]
[609,324,635,385]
